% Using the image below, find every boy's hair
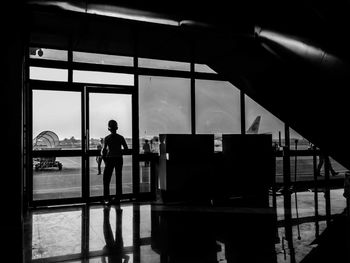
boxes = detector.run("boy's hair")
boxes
[108,120,118,131]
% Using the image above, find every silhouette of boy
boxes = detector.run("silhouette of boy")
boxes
[102,120,128,205]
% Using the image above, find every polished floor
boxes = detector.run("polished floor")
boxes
[23,191,348,263]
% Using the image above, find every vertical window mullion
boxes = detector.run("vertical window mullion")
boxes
[240,90,245,134]
[191,61,195,134]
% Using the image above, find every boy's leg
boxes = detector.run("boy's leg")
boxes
[115,158,123,201]
[103,159,114,201]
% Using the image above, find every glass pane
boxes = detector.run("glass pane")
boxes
[89,92,132,196]
[195,64,217,74]
[141,245,160,263]
[140,161,151,192]
[290,156,314,182]
[329,157,347,175]
[330,188,347,215]
[140,205,151,238]
[33,90,81,150]
[32,209,82,259]
[289,128,315,186]
[89,93,132,149]
[318,191,326,216]
[33,157,82,200]
[89,155,132,196]
[290,128,310,150]
[139,57,190,71]
[196,80,240,133]
[30,67,68,82]
[29,47,68,61]
[291,191,315,218]
[245,95,284,142]
[139,75,191,153]
[73,70,134,85]
[73,51,133,66]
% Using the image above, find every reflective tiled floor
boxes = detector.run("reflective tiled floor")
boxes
[24,190,348,263]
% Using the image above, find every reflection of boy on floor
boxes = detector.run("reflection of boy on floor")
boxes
[102,207,129,263]
[317,153,339,176]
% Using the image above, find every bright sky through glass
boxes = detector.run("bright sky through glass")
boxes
[73,70,134,85]
[89,93,132,139]
[33,90,81,140]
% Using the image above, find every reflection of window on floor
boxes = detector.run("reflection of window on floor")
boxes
[274,188,346,222]
[31,210,82,259]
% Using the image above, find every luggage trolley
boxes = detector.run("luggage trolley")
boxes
[33,131,63,171]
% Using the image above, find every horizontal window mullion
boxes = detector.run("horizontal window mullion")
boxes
[29,59,68,69]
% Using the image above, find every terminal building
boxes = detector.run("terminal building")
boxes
[4,1,350,262]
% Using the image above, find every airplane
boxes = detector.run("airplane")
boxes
[246,116,261,134]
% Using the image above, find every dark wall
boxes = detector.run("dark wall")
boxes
[3,2,26,262]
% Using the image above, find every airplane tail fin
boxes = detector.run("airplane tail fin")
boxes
[246,116,261,134]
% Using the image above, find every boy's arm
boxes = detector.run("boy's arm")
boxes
[122,137,129,150]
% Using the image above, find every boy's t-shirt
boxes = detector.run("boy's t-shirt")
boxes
[103,133,128,158]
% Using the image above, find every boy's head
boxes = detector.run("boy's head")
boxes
[108,120,118,132]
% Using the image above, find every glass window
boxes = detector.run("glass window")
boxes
[88,93,132,149]
[196,80,241,152]
[73,51,133,66]
[139,75,191,153]
[73,70,134,85]
[32,90,81,150]
[33,157,82,200]
[140,161,151,193]
[195,64,217,74]
[30,67,68,82]
[329,157,347,175]
[89,155,133,197]
[29,47,68,61]
[245,95,284,142]
[140,245,160,263]
[290,128,310,150]
[196,80,240,134]
[330,188,347,215]
[138,57,190,71]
